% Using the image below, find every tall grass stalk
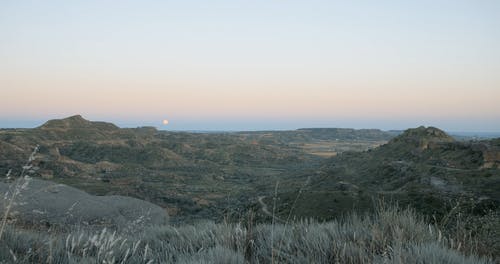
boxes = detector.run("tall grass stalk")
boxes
[270,180,279,264]
[275,176,310,262]
[0,145,38,240]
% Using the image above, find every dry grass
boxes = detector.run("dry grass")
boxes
[0,145,38,240]
[0,205,493,263]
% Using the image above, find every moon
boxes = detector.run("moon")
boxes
[162,119,169,125]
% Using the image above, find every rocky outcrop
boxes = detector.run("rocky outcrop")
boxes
[0,178,168,230]
[34,115,120,140]
[389,126,455,150]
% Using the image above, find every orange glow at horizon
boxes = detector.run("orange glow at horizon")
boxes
[0,1,499,131]
[1,73,498,121]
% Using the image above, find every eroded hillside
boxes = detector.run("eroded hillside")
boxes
[1,117,499,228]
[0,115,322,222]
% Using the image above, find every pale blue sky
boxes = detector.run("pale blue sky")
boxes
[1,1,499,131]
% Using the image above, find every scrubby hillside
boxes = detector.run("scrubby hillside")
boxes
[274,126,500,219]
[0,116,323,223]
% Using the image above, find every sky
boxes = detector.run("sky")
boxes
[1,0,499,131]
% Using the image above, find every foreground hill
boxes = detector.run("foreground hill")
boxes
[0,178,168,229]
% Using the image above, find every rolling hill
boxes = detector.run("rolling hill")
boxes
[269,126,500,224]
